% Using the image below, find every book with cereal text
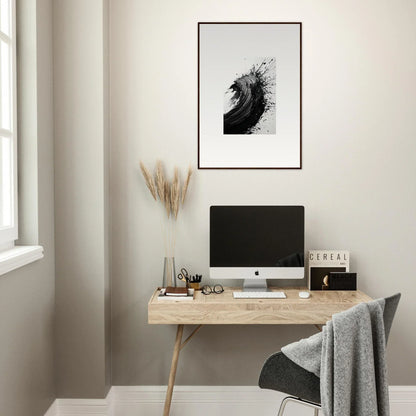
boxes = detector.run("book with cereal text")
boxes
[308,250,349,290]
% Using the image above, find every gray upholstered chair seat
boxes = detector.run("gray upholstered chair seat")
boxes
[258,351,320,403]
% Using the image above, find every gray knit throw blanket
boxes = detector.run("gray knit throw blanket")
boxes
[282,299,390,416]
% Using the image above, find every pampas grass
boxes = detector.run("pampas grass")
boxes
[139,162,157,201]
[181,166,193,205]
[171,167,180,219]
[164,182,171,218]
[139,161,193,257]
[155,160,165,203]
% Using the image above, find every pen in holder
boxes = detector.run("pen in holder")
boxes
[188,274,202,290]
[177,268,202,290]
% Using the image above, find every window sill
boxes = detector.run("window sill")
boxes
[0,245,44,276]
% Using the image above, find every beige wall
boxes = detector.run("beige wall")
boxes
[54,0,111,398]
[110,0,416,386]
[0,0,55,415]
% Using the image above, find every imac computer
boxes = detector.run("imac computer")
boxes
[210,206,304,292]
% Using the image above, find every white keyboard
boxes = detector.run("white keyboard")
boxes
[233,291,286,299]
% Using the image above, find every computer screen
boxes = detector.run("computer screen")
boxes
[210,206,304,283]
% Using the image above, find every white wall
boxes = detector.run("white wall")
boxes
[110,0,416,386]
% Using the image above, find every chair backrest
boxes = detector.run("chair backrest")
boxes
[383,293,401,343]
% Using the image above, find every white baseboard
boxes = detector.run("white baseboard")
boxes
[45,385,416,416]
[389,386,416,415]
[44,400,58,416]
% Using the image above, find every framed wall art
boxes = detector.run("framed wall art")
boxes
[198,22,302,169]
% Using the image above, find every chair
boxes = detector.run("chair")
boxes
[258,293,401,416]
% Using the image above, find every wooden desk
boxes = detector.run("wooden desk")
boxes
[148,287,372,416]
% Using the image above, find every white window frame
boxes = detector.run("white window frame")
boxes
[0,0,17,249]
[0,0,43,275]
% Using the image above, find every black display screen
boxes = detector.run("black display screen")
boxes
[210,206,304,267]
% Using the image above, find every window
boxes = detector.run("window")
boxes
[0,0,16,250]
[0,0,43,274]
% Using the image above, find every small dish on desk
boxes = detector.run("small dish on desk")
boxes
[299,291,311,299]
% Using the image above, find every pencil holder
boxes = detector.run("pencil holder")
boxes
[189,282,201,290]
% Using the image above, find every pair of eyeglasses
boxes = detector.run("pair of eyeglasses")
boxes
[201,284,224,295]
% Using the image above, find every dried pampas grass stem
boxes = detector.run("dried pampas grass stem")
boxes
[139,160,194,257]
[155,160,166,203]
[164,181,171,218]
[171,167,180,219]
[139,162,157,200]
[181,166,193,205]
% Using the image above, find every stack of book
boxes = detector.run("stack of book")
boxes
[158,287,195,301]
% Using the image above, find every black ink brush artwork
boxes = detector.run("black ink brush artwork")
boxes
[223,58,276,135]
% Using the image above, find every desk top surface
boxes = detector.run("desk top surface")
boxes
[148,287,372,325]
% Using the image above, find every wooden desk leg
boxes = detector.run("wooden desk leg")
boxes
[163,324,184,416]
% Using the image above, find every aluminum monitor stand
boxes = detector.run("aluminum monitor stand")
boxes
[243,278,268,292]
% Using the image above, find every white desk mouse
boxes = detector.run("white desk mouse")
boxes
[299,291,311,299]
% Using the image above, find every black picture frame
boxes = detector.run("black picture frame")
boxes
[198,22,302,170]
